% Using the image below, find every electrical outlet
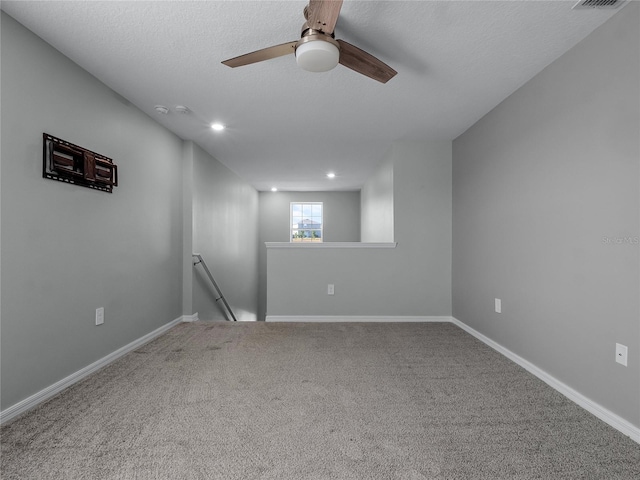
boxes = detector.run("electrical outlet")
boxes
[615,343,628,366]
[327,284,335,295]
[95,307,104,326]
[495,298,502,313]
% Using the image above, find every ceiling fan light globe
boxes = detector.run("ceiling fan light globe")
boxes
[295,40,340,72]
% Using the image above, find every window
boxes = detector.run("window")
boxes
[291,202,323,242]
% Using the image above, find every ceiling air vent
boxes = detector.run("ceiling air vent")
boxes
[573,0,626,9]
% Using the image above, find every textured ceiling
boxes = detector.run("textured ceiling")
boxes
[1,1,624,191]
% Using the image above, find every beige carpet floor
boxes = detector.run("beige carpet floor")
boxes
[1,321,639,479]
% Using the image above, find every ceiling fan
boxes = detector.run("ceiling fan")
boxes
[221,0,397,84]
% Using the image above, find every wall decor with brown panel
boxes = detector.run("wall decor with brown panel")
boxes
[43,133,118,193]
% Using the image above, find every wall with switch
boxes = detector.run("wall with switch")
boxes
[1,13,184,410]
[258,190,361,321]
[452,3,639,428]
[267,140,452,317]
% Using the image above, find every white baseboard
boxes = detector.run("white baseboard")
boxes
[3,313,638,444]
[181,312,199,322]
[265,315,452,323]
[450,316,640,444]
[269,314,639,443]
[0,315,185,425]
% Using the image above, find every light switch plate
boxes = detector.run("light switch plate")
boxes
[96,307,104,326]
[616,343,628,366]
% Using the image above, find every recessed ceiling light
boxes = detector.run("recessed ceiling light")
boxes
[271,187,278,192]
[175,105,190,114]
[154,105,169,115]
[211,123,225,131]
[326,172,336,179]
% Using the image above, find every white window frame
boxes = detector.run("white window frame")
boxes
[290,202,323,243]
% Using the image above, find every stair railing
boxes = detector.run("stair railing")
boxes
[192,253,238,322]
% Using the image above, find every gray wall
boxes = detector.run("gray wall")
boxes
[267,141,452,317]
[1,13,183,409]
[182,141,195,315]
[361,156,394,242]
[190,142,259,321]
[392,141,452,313]
[452,3,639,427]
[258,191,361,321]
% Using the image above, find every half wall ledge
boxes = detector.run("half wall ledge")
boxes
[265,242,397,249]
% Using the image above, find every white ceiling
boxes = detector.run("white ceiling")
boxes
[1,1,624,191]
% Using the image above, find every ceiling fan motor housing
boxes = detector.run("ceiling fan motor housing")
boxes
[295,33,340,72]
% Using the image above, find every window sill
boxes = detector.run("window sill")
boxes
[265,242,397,249]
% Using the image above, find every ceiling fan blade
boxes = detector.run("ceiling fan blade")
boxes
[307,0,343,35]
[222,41,297,68]
[337,40,397,84]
